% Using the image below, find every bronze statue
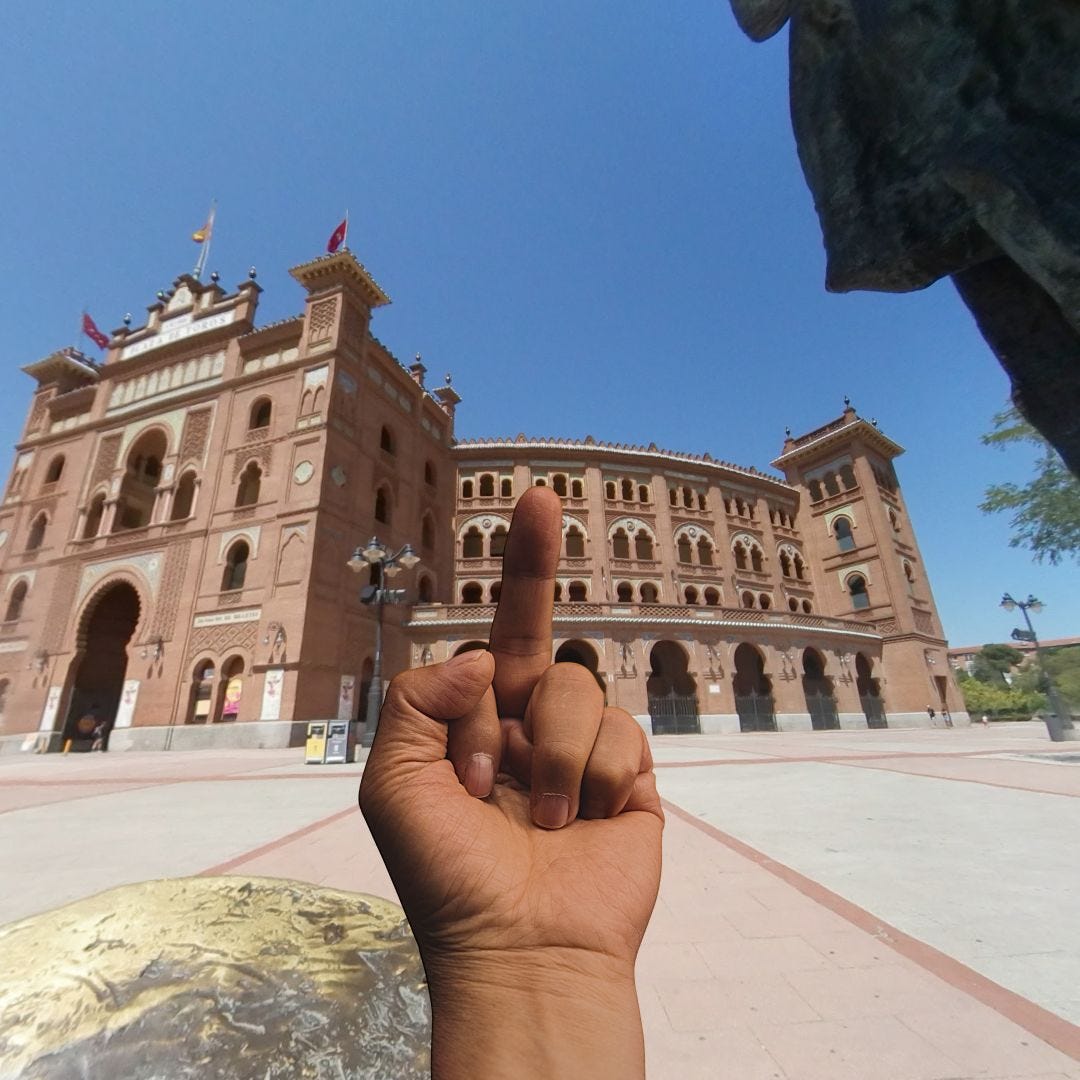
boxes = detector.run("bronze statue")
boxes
[728,1,1080,475]
[0,877,430,1078]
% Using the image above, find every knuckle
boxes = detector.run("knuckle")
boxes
[589,760,638,795]
[535,741,584,782]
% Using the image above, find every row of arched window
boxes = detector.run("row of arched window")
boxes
[807,463,857,503]
[462,474,512,499]
[723,495,756,521]
[670,486,707,511]
[606,478,650,503]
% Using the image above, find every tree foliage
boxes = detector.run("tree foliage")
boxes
[969,643,1024,686]
[958,676,1044,718]
[980,407,1080,564]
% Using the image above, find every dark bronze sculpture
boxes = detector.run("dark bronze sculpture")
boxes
[0,877,430,1078]
[729,1,1080,475]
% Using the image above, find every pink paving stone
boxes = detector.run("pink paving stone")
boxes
[783,963,958,1021]
[897,1004,1080,1077]
[642,1018,787,1080]
[723,896,851,939]
[695,935,833,979]
[636,940,715,982]
[802,930,898,969]
[653,973,821,1033]
[750,1016,965,1080]
[0,782,149,813]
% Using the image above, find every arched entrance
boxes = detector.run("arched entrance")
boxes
[186,659,216,725]
[554,639,606,694]
[646,640,700,735]
[733,643,776,732]
[802,648,839,730]
[215,655,245,722]
[62,581,141,749]
[856,653,888,728]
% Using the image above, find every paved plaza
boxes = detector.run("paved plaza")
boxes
[1,722,1078,1079]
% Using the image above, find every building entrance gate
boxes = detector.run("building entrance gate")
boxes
[802,649,840,730]
[856,653,888,728]
[733,644,777,732]
[734,690,777,732]
[648,688,700,735]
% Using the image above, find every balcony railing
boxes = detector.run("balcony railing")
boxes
[409,600,879,637]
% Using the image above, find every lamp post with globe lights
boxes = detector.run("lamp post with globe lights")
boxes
[348,537,420,748]
[1000,593,1076,742]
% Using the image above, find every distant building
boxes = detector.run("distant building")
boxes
[948,637,1080,675]
[0,250,966,753]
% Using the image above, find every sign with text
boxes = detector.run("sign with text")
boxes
[324,721,350,764]
[121,309,235,360]
[37,686,62,732]
[114,680,140,729]
[261,667,284,721]
[193,608,261,628]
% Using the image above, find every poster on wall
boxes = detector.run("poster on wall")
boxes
[37,686,62,732]
[222,676,243,719]
[114,680,140,729]
[338,675,355,722]
[261,667,284,720]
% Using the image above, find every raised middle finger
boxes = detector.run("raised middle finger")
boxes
[488,486,563,719]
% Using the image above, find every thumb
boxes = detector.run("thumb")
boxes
[364,649,495,780]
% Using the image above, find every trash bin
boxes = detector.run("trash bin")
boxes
[304,722,327,764]
[324,721,350,764]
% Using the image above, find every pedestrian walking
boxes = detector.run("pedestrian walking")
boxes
[926,705,936,725]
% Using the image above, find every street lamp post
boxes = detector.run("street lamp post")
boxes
[1000,593,1076,742]
[347,537,420,749]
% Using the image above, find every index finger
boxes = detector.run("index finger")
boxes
[488,486,563,718]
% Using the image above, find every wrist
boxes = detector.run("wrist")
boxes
[423,949,645,1080]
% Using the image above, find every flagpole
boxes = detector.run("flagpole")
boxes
[193,201,216,280]
[344,209,349,251]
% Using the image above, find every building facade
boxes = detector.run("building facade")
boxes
[0,251,966,753]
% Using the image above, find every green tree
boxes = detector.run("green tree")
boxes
[980,407,1080,564]
[959,677,1045,719]
[970,643,1024,686]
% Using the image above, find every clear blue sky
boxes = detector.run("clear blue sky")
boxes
[2,2,1075,645]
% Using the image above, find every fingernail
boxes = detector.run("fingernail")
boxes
[446,649,487,668]
[464,753,494,798]
[533,793,570,830]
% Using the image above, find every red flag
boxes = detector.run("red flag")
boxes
[327,216,348,253]
[81,313,110,350]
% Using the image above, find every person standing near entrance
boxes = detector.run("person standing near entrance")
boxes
[927,705,936,725]
[90,719,107,752]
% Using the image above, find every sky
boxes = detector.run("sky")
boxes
[2,2,1075,646]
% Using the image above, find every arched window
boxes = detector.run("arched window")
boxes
[640,582,659,603]
[616,581,633,602]
[479,474,495,497]
[833,516,855,552]
[171,471,197,521]
[462,582,483,604]
[802,599,813,614]
[84,494,106,539]
[568,581,587,602]
[380,426,395,454]
[682,487,693,508]
[669,488,678,506]
[779,551,793,578]
[794,553,806,580]
[621,479,634,501]
[605,481,617,500]
[735,498,745,517]
[723,496,733,515]
[677,536,693,563]
[418,574,434,602]
[45,456,65,484]
[552,474,568,497]
[570,478,583,499]
[848,574,870,610]
[741,590,755,608]
[612,529,630,560]
[565,526,585,558]
[889,508,900,531]
[750,545,763,572]
[704,587,720,606]
[236,462,262,507]
[634,531,654,560]
[808,479,823,502]
[249,398,272,430]
[553,582,563,602]
[734,542,747,570]
[534,477,547,487]
[638,484,650,503]
[759,593,772,610]
[697,492,707,511]
[490,581,502,602]
[424,461,436,486]
[374,486,390,524]
[489,525,508,557]
[789,597,799,612]
[903,560,916,592]
[5,581,28,622]
[422,514,435,551]
[26,514,47,551]
[839,464,857,490]
[697,537,713,566]
[462,527,483,558]
[684,586,699,605]
[824,472,840,496]
[222,541,249,591]
[501,477,513,498]
[462,479,474,499]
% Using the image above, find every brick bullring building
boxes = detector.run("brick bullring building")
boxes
[0,250,965,753]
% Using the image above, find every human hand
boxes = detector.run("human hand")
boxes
[359,487,663,1078]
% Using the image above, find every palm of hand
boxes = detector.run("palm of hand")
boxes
[370,763,662,965]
